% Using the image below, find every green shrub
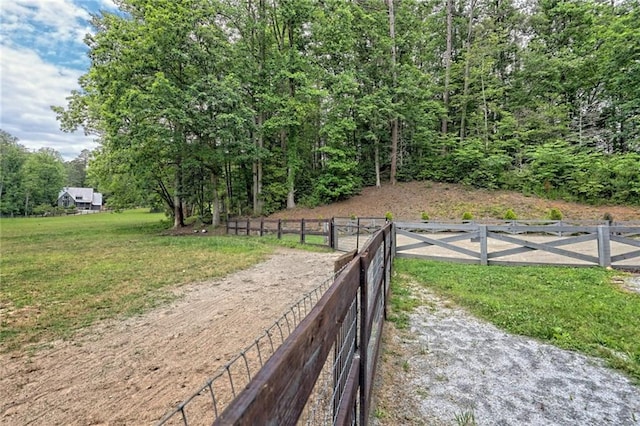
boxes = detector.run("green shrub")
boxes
[547,208,563,220]
[421,211,430,221]
[462,211,473,221]
[503,208,517,220]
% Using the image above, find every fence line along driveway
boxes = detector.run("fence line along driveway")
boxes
[394,221,640,269]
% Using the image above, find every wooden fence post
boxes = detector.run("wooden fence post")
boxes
[597,224,611,267]
[301,218,306,244]
[359,252,369,426]
[277,219,282,240]
[329,218,335,249]
[260,218,264,237]
[480,225,488,266]
[246,218,251,236]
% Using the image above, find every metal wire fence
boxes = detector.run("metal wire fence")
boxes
[156,267,343,425]
[158,223,394,425]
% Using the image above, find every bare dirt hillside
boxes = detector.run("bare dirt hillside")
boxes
[270,181,640,221]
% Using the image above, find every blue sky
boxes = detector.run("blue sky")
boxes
[1,0,119,160]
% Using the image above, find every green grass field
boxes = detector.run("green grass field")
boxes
[391,259,640,382]
[0,210,280,351]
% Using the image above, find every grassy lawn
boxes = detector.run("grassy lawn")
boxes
[0,210,282,352]
[392,258,640,382]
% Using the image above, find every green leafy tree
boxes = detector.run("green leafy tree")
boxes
[0,130,28,216]
[64,149,91,187]
[21,148,66,215]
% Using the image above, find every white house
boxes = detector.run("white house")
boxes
[58,187,103,211]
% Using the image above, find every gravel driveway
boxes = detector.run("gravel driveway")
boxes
[373,284,640,426]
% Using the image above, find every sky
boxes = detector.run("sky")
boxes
[1,0,119,161]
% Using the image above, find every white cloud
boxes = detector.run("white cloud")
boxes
[0,0,106,160]
[1,0,91,44]
[0,46,98,160]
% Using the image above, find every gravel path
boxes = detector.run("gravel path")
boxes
[374,284,640,426]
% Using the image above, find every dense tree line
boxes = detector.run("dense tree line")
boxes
[0,130,96,216]
[54,0,639,227]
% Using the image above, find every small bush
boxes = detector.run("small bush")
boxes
[503,209,517,220]
[547,208,563,221]
[462,211,473,221]
[421,211,430,221]
[385,211,393,221]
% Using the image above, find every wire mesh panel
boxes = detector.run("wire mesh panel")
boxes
[158,223,394,426]
[156,277,333,425]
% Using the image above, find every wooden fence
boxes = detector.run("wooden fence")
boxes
[225,217,389,252]
[226,218,335,248]
[395,221,640,269]
[213,223,394,425]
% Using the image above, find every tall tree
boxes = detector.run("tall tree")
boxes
[0,130,28,216]
[21,148,66,215]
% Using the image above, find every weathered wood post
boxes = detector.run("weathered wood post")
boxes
[480,225,488,266]
[246,218,251,236]
[301,218,306,244]
[260,218,264,237]
[597,224,611,267]
[277,219,282,240]
[332,218,339,250]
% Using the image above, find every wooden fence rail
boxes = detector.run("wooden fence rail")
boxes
[226,218,335,247]
[395,222,640,269]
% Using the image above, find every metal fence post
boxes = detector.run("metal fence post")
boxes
[260,218,264,237]
[597,224,611,267]
[301,218,306,244]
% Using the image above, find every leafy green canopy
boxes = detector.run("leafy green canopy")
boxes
[51,0,639,223]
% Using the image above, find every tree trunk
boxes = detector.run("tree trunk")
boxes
[211,171,220,227]
[442,0,454,135]
[390,119,398,184]
[387,0,398,185]
[375,141,381,188]
[287,164,296,208]
[252,113,264,215]
[460,0,477,142]
[173,164,184,228]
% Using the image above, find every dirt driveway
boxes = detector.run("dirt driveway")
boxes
[0,248,340,425]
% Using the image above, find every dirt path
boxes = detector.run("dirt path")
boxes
[0,248,340,425]
[374,282,640,425]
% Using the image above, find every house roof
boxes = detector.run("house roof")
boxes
[58,187,103,206]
